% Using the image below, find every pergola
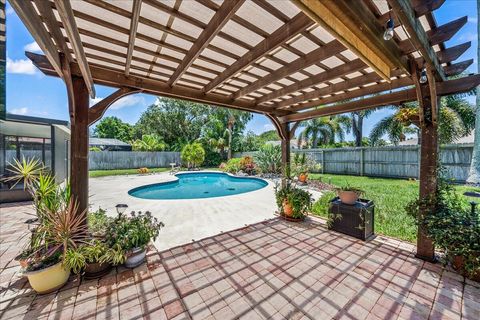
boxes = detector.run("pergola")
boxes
[10,0,480,261]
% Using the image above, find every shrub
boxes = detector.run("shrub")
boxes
[181,142,205,169]
[275,181,313,219]
[137,167,149,174]
[223,158,242,174]
[239,156,256,175]
[256,144,281,174]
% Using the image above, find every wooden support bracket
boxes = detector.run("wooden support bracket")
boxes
[88,87,142,125]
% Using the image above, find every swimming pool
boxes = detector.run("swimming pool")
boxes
[128,172,268,200]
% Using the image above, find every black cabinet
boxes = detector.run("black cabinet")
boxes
[328,197,374,241]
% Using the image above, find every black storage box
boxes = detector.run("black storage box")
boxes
[328,197,374,241]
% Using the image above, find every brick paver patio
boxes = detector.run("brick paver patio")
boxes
[1,203,479,320]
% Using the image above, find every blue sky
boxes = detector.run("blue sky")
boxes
[5,1,478,139]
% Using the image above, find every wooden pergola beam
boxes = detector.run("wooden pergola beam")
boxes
[54,0,95,98]
[125,0,142,76]
[389,0,446,81]
[203,12,314,93]
[293,0,408,82]
[378,0,445,24]
[232,40,345,100]
[279,74,480,123]
[444,59,474,77]
[9,0,63,77]
[88,87,142,125]
[167,0,244,87]
[26,52,289,116]
[285,76,413,113]
[436,42,471,64]
[257,59,366,106]
[398,16,467,54]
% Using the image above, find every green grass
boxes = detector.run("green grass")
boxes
[89,167,170,178]
[89,167,221,178]
[309,173,479,243]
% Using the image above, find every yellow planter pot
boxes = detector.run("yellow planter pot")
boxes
[24,262,70,294]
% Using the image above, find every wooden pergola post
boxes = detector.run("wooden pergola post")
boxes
[414,66,439,262]
[281,122,291,182]
[70,76,90,216]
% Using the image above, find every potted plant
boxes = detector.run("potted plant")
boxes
[106,211,164,268]
[23,199,88,294]
[335,184,364,205]
[406,176,480,281]
[88,208,112,238]
[275,181,312,220]
[64,239,124,279]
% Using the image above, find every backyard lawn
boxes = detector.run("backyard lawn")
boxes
[89,167,169,177]
[309,173,479,243]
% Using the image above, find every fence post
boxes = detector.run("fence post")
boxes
[321,150,325,174]
[359,148,364,176]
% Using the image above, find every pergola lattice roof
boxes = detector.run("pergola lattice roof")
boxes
[11,0,479,124]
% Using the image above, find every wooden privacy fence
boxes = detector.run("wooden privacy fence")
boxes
[234,144,473,182]
[89,151,181,170]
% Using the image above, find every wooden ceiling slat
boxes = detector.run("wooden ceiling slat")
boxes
[203,12,314,93]
[285,77,413,112]
[168,0,244,86]
[257,59,366,105]
[279,74,480,123]
[232,40,344,100]
[54,0,95,98]
[125,0,142,76]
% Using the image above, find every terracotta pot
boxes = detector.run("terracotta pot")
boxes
[452,255,480,282]
[338,190,359,205]
[298,173,308,183]
[125,248,146,268]
[282,200,293,217]
[84,262,112,279]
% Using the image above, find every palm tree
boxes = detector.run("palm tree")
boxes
[298,116,350,148]
[370,96,475,146]
[349,109,376,147]
[132,134,166,151]
[467,0,480,185]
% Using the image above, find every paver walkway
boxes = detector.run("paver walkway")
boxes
[1,203,479,320]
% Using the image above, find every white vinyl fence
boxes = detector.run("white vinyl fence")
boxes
[89,151,181,170]
[234,144,474,182]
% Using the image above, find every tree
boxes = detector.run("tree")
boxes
[467,0,480,185]
[132,134,166,151]
[134,98,211,151]
[93,116,133,142]
[181,142,205,169]
[370,96,476,146]
[348,110,376,147]
[298,116,349,148]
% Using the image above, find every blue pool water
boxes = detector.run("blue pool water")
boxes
[128,172,268,200]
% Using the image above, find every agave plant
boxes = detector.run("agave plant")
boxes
[4,157,44,192]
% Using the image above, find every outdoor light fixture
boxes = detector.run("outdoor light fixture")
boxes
[383,18,394,40]
[419,68,428,84]
[116,204,128,214]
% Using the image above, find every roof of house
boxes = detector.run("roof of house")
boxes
[398,130,475,146]
[89,138,130,146]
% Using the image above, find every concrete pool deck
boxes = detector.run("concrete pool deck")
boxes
[89,171,284,251]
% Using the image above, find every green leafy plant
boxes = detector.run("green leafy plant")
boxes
[256,144,282,174]
[88,208,112,236]
[406,174,480,279]
[223,158,242,174]
[181,142,205,169]
[64,239,124,273]
[334,183,364,195]
[105,211,164,257]
[239,156,256,175]
[274,181,312,219]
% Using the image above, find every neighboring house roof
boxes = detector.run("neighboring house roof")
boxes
[89,138,130,146]
[265,139,305,149]
[398,130,475,146]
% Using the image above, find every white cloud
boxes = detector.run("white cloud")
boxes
[263,123,275,131]
[468,17,478,24]
[24,41,42,53]
[110,95,145,110]
[89,95,145,110]
[6,57,37,75]
[6,7,14,15]
[10,107,29,115]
